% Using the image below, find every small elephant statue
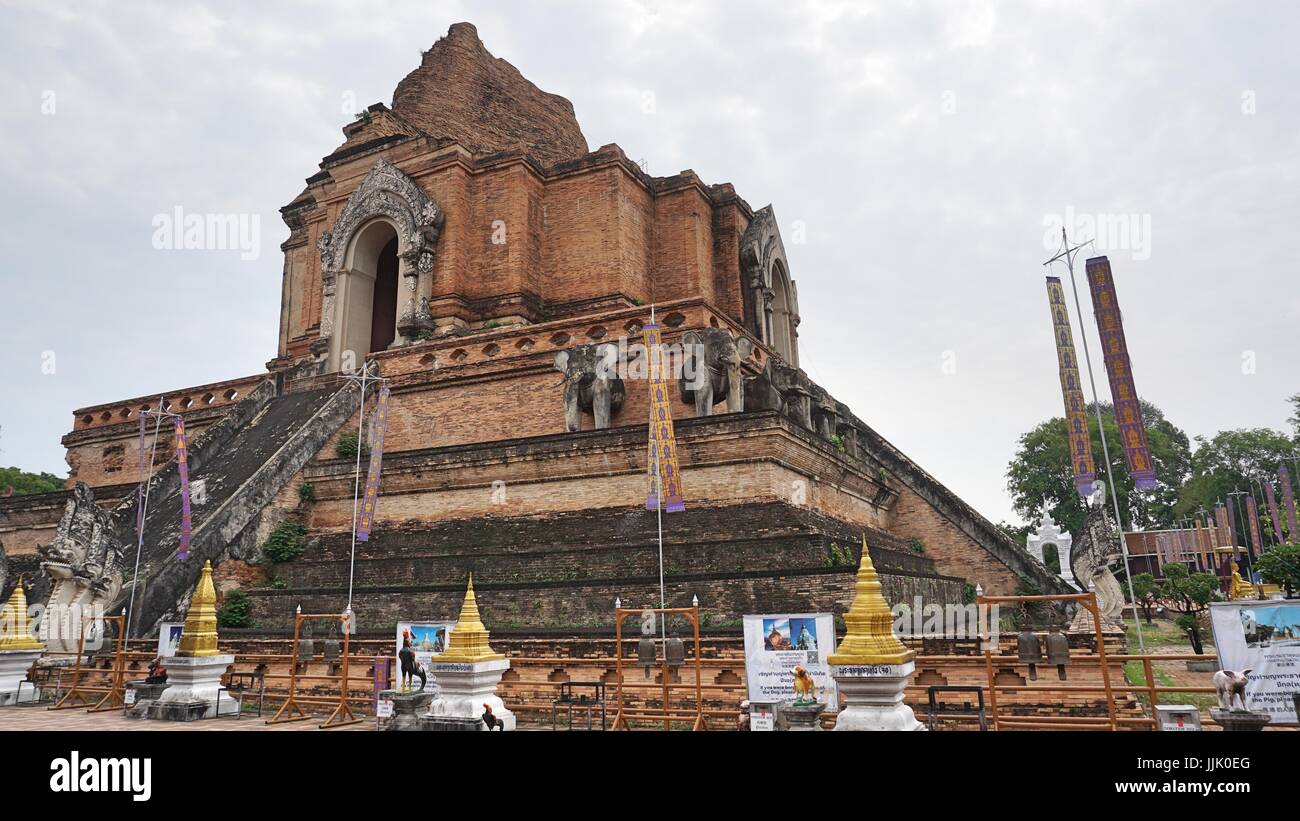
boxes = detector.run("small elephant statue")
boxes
[554,344,626,432]
[678,329,754,417]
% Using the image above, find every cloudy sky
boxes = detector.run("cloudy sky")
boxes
[0,0,1296,526]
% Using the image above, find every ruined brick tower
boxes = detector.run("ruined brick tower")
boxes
[2,23,1065,638]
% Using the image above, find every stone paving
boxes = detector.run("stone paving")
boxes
[0,704,371,731]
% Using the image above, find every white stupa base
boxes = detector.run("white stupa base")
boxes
[148,654,238,721]
[427,658,515,731]
[831,660,925,731]
[0,648,44,705]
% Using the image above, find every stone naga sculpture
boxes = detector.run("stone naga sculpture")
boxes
[678,328,753,417]
[553,343,626,432]
[37,483,126,653]
[1069,481,1125,625]
[1212,669,1251,711]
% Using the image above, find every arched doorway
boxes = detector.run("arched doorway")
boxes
[770,259,798,366]
[332,219,400,371]
[370,236,399,354]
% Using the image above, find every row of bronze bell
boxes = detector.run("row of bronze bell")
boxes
[637,635,686,668]
[1017,628,1071,681]
[296,637,342,662]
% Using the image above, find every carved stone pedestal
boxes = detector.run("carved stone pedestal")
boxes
[123,680,171,719]
[427,659,515,731]
[1210,709,1271,732]
[378,689,435,731]
[832,661,924,731]
[0,648,43,705]
[780,701,826,731]
[147,655,237,721]
[419,715,486,731]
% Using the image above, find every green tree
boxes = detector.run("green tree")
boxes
[1176,427,1298,545]
[1255,544,1300,598]
[1158,564,1221,654]
[1006,400,1191,537]
[1129,572,1159,624]
[0,466,65,497]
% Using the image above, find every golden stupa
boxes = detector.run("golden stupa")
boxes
[0,579,45,651]
[827,536,914,666]
[437,575,505,663]
[176,561,221,657]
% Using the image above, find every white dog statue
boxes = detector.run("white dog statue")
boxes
[1212,669,1252,711]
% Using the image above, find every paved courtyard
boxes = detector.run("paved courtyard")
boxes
[0,705,371,731]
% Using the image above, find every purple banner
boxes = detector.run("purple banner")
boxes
[1245,495,1263,560]
[174,419,192,561]
[1046,277,1096,497]
[1265,481,1284,545]
[1086,257,1156,490]
[356,385,391,542]
[136,412,147,539]
[1227,495,1240,548]
[1215,503,1232,550]
[1282,467,1298,545]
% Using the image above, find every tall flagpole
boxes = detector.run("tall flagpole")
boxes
[650,305,667,641]
[1045,227,1145,652]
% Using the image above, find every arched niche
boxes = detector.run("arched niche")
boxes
[316,159,444,373]
[739,205,800,367]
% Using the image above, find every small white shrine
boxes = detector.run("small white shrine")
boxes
[1026,509,1079,590]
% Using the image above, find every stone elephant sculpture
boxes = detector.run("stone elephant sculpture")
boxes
[678,328,754,417]
[745,359,812,429]
[554,344,626,432]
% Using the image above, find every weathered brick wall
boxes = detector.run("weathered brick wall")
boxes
[61,374,266,489]
[242,500,964,632]
[891,484,1022,595]
[302,412,893,534]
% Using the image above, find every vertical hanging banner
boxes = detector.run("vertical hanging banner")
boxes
[1281,467,1299,545]
[136,413,147,539]
[1085,257,1157,490]
[1227,497,1241,549]
[1264,481,1284,545]
[1045,277,1096,497]
[643,322,685,513]
[174,419,192,561]
[1245,496,1263,560]
[356,385,391,542]
[1216,503,1232,550]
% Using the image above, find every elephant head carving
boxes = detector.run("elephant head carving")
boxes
[554,343,626,432]
[678,328,754,417]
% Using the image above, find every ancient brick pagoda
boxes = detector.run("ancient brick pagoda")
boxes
[1,22,1064,641]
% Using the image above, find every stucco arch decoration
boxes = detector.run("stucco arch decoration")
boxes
[315,159,445,363]
[740,205,800,366]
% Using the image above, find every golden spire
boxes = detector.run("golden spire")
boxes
[827,536,914,666]
[0,578,45,651]
[437,575,504,663]
[176,561,221,657]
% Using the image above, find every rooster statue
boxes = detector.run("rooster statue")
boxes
[482,703,505,731]
[398,628,426,692]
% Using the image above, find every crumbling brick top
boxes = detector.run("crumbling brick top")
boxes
[390,22,589,169]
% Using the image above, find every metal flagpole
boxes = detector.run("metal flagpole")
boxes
[1228,490,1255,580]
[650,305,667,643]
[1045,227,1145,652]
[342,366,374,614]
